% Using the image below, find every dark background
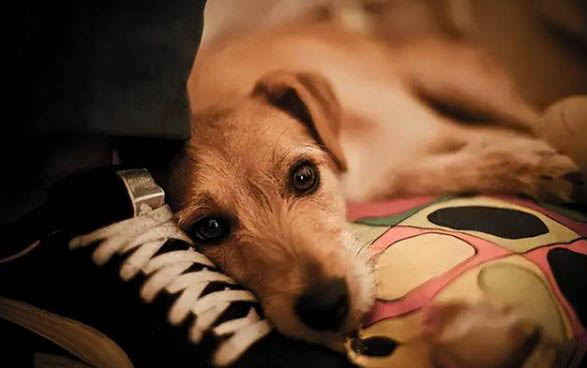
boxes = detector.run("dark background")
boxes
[1,0,206,225]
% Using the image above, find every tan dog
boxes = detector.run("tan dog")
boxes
[168,15,581,351]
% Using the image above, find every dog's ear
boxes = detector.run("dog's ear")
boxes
[252,70,347,171]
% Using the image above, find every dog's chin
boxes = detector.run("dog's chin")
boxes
[283,301,373,351]
[268,314,360,352]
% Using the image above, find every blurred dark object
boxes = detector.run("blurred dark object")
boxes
[1,0,206,224]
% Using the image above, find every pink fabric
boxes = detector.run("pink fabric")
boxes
[346,196,437,221]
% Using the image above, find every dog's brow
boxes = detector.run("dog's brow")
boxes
[176,193,225,227]
[275,145,325,168]
[274,147,294,169]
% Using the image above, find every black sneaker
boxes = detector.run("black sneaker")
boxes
[0,167,353,367]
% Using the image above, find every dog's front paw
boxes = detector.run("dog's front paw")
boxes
[524,146,583,203]
[478,135,584,203]
[422,301,557,368]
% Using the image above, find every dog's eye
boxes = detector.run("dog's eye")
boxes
[190,216,231,244]
[291,161,320,195]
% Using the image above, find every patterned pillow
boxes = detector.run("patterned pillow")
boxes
[346,195,587,368]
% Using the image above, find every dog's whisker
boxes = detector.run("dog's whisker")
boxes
[355,242,371,257]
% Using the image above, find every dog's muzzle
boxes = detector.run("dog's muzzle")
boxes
[294,278,350,331]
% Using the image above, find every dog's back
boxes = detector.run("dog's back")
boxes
[189,18,579,202]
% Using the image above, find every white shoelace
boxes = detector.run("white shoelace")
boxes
[69,205,272,367]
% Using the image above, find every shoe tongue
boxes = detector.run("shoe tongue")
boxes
[116,169,165,217]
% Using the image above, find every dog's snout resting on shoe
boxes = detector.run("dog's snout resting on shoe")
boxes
[168,18,583,350]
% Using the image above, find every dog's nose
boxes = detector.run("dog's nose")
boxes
[295,278,349,331]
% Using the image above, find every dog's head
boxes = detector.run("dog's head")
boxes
[171,70,374,349]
